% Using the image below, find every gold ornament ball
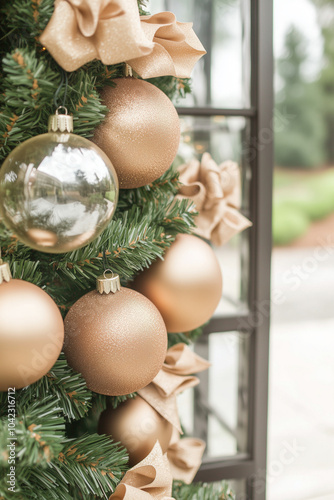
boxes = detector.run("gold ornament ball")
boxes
[63,288,167,396]
[98,396,173,466]
[0,279,64,391]
[133,234,223,333]
[93,78,180,189]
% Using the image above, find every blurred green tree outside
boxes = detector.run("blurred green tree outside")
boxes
[312,0,334,161]
[273,1,334,245]
[275,26,325,168]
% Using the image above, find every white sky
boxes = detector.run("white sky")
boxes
[274,0,323,78]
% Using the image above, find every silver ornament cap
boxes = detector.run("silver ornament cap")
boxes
[96,270,121,295]
[0,259,11,285]
[48,106,73,133]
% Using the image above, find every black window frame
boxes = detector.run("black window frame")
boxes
[176,1,273,499]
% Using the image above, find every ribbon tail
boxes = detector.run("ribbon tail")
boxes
[138,386,182,433]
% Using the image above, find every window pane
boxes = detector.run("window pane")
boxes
[228,479,248,500]
[148,0,251,108]
[214,234,249,316]
[178,332,251,458]
[207,331,250,457]
[178,115,251,313]
[178,115,249,164]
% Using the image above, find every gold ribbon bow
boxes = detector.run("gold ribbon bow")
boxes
[177,153,252,246]
[138,344,209,484]
[109,442,175,500]
[138,343,210,433]
[40,0,153,72]
[128,12,206,78]
[167,429,206,484]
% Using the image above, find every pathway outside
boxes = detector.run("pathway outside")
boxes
[267,242,334,500]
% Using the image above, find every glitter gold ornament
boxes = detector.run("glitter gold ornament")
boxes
[0,108,118,253]
[93,78,180,189]
[64,271,168,396]
[133,234,223,333]
[0,260,64,391]
[98,396,173,467]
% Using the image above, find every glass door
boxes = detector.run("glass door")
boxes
[149,1,274,498]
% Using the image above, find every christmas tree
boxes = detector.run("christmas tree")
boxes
[0,1,247,498]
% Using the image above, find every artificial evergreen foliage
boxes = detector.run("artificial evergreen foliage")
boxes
[0,1,231,498]
[172,480,235,500]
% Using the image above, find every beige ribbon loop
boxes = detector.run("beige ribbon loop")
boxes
[109,442,175,500]
[116,345,209,487]
[164,343,211,375]
[177,153,252,246]
[128,12,206,78]
[40,0,153,72]
[167,435,206,484]
[152,370,199,399]
[138,344,210,433]
[68,0,123,36]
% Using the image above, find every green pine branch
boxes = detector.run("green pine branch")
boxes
[0,396,65,479]
[29,354,92,422]
[147,76,192,103]
[51,434,127,499]
[0,177,195,315]
[168,326,205,348]
[0,48,109,161]
[0,0,54,58]
[37,193,195,311]
[117,168,181,208]
[173,480,236,500]
[2,434,128,500]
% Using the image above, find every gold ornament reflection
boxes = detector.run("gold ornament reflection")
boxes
[0,133,118,253]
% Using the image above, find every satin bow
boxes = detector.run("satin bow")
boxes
[40,0,153,72]
[128,12,206,78]
[109,442,175,500]
[177,153,252,246]
[138,343,210,433]
[167,428,206,484]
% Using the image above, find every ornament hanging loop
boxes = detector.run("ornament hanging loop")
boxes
[103,269,114,279]
[55,106,68,115]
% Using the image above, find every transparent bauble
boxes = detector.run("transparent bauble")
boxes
[0,129,119,253]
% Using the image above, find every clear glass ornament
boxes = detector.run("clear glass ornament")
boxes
[0,108,118,253]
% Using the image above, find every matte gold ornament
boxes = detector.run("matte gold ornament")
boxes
[93,78,180,189]
[0,263,64,391]
[64,272,168,396]
[98,396,173,467]
[133,234,222,333]
[0,108,118,253]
